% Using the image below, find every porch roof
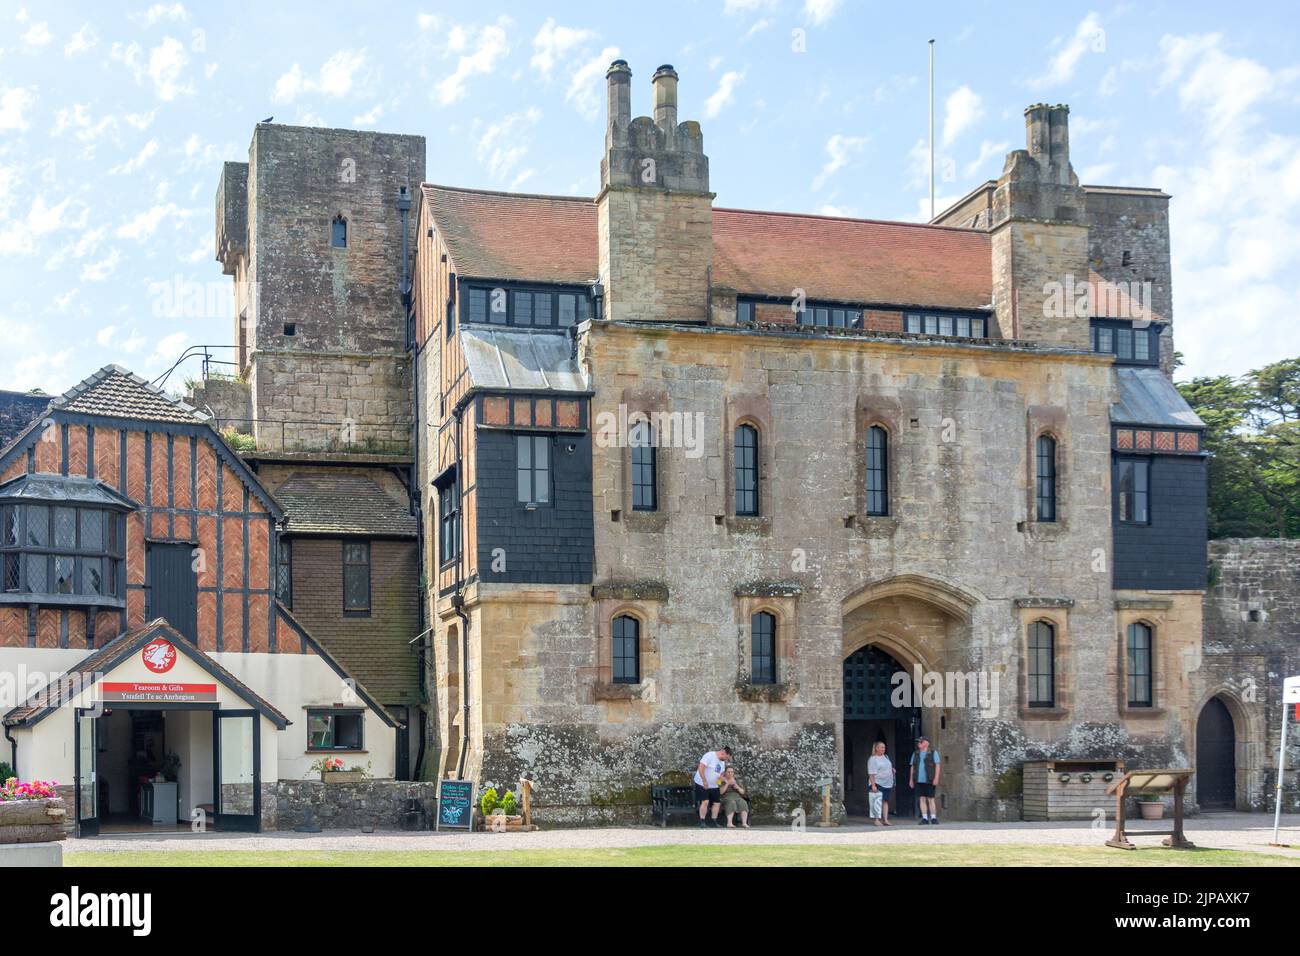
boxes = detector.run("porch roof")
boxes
[3,619,291,729]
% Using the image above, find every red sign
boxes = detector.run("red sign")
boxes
[101,681,216,703]
[141,638,177,674]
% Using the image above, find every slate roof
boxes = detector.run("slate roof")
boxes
[3,619,289,728]
[49,365,209,425]
[459,326,590,393]
[1111,366,1205,429]
[275,472,417,537]
[422,184,993,311]
[0,473,135,508]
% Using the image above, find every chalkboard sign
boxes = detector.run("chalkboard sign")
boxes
[436,779,475,831]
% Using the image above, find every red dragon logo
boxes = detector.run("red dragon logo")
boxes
[141,638,177,674]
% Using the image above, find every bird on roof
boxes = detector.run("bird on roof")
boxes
[261,116,273,123]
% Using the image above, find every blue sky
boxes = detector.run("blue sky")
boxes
[1,0,1297,393]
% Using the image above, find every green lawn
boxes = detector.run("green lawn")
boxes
[65,844,1299,867]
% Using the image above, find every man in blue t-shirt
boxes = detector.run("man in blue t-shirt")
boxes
[908,736,941,824]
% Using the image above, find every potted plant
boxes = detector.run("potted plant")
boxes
[481,788,527,832]
[160,751,181,783]
[1137,793,1165,820]
[310,757,370,784]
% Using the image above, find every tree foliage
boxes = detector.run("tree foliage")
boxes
[1177,358,1300,539]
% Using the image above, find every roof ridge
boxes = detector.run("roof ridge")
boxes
[714,205,988,234]
[424,182,595,205]
[48,363,209,422]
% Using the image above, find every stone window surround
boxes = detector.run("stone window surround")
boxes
[734,584,799,702]
[1117,607,1166,717]
[592,584,666,701]
[1025,406,1069,534]
[853,394,901,536]
[617,387,669,533]
[723,395,773,533]
[1015,601,1073,719]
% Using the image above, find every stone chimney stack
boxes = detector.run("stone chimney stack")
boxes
[605,59,632,148]
[597,60,713,323]
[652,65,679,138]
[987,103,1089,348]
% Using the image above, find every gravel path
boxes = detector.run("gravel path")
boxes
[67,812,1300,858]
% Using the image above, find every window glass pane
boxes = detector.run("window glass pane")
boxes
[905,314,921,333]
[3,553,18,591]
[534,293,553,326]
[54,556,74,594]
[488,288,507,324]
[735,425,758,515]
[866,426,888,516]
[613,615,640,683]
[80,510,104,552]
[54,508,76,549]
[924,315,939,334]
[751,612,776,684]
[1097,327,1113,353]
[336,714,363,749]
[1,506,15,548]
[1116,327,1133,360]
[107,559,121,597]
[83,557,104,595]
[559,294,577,327]
[25,506,48,547]
[468,288,487,323]
[973,318,985,337]
[956,316,970,337]
[26,555,46,593]
[308,714,334,749]
[533,436,550,504]
[576,295,590,323]
[938,315,953,336]
[831,309,846,328]
[1134,327,1150,361]
[514,291,533,325]
[331,217,347,248]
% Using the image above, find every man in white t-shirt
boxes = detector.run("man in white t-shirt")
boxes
[693,747,731,828]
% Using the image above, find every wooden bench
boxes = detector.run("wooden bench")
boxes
[650,785,698,827]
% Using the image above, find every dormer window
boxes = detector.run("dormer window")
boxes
[1091,319,1158,366]
[463,285,590,330]
[904,311,988,339]
[332,215,348,248]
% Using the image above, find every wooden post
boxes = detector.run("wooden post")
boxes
[815,782,835,827]
[1163,777,1195,849]
[1106,778,1135,850]
[519,778,533,828]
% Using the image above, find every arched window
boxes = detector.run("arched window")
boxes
[1027,621,1055,707]
[734,424,759,516]
[331,214,348,248]
[1126,623,1153,707]
[866,425,889,516]
[630,420,657,511]
[612,615,640,684]
[751,611,776,684]
[1036,434,1057,522]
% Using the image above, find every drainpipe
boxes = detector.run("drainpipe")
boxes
[4,724,17,774]
[451,404,471,780]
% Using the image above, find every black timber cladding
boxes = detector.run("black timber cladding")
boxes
[475,429,593,585]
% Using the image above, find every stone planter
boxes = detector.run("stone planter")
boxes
[321,771,367,785]
[0,798,67,843]
[1138,800,1164,821]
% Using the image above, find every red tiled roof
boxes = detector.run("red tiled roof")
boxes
[422,184,992,311]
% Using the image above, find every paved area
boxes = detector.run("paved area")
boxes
[67,812,1300,858]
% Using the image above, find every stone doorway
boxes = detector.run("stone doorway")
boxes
[843,645,921,819]
[1196,696,1237,810]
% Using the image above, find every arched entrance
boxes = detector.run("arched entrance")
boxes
[1196,696,1236,810]
[842,645,921,818]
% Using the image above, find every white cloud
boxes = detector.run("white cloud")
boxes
[64,22,99,56]
[352,104,383,126]
[82,248,121,281]
[1033,11,1105,86]
[812,133,867,190]
[531,19,596,80]
[116,202,188,241]
[475,107,541,182]
[52,104,117,141]
[436,18,511,106]
[963,139,1009,178]
[0,86,36,131]
[113,37,194,100]
[275,50,369,103]
[22,20,52,48]
[1151,32,1300,376]
[804,0,843,26]
[705,71,745,119]
[110,139,159,175]
[134,3,189,25]
[148,331,189,369]
[566,45,619,120]
[96,324,117,346]
[725,0,778,12]
[942,85,984,147]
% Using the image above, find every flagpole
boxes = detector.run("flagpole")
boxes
[929,38,935,221]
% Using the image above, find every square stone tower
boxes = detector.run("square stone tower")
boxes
[215,124,425,452]
[597,61,713,323]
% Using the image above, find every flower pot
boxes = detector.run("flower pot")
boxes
[1138,800,1164,820]
[322,770,366,784]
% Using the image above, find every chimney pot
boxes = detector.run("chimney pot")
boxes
[652,64,679,135]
